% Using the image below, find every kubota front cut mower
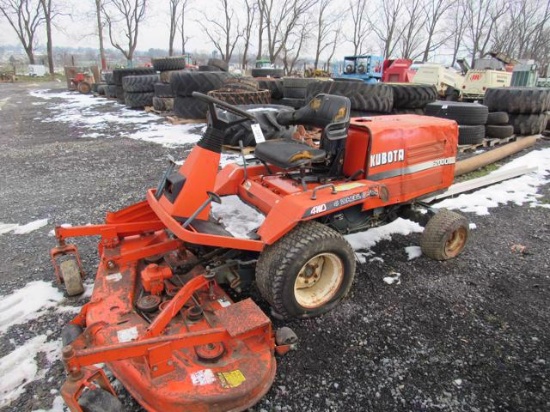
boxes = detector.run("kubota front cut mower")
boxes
[51,92,469,411]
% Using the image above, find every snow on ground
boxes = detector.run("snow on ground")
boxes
[405,246,423,261]
[345,218,424,251]
[0,335,61,408]
[435,148,550,214]
[30,89,204,147]
[211,195,265,238]
[0,219,49,236]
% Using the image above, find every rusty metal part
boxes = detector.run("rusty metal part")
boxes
[186,305,204,321]
[137,295,162,313]
[195,342,225,362]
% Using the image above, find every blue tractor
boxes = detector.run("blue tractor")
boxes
[336,55,384,84]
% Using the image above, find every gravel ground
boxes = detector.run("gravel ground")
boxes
[0,82,549,412]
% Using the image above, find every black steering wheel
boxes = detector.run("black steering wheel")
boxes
[192,91,256,131]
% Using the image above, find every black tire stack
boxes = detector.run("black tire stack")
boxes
[255,78,284,102]
[305,80,394,116]
[122,74,159,108]
[219,104,296,147]
[104,72,117,98]
[485,112,514,139]
[425,101,489,145]
[387,84,438,114]
[483,87,550,135]
[112,67,156,104]
[151,56,189,112]
[207,76,272,106]
[280,78,321,108]
[251,68,284,78]
[170,71,230,118]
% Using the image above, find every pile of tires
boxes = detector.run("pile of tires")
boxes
[305,80,394,115]
[254,77,284,102]
[151,56,189,112]
[198,58,229,72]
[112,67,156,104]
[280,78,321,108]
[483,87,550,135]
[251,67,284,78]
[425,101,489,145]
[218,104,296,147]
[485,111,514,139]
[387,84,438,114]
[103,72,117,98]
[170,71,230,118]
[122,74,159,108]
[207,77,272,106]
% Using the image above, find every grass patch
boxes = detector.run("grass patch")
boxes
[456,162,501,182]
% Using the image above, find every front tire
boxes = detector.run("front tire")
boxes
[256,221,355,319]
[421,209,469,260]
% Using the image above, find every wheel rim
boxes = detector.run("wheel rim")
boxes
[293,253,344,309]
[445,227,467,257]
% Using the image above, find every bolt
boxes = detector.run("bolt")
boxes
[107,260,115,269]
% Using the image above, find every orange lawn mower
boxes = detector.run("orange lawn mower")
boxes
[51,92,469,411]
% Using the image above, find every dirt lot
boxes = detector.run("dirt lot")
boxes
[0,81,549,412]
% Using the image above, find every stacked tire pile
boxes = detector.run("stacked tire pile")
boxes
[207,77,271,105]
[112,67,156,105]
[280,78,321,108]
[122,74,160,108]
[200,58,229,72]
[250,67,284,78]
[387,84,438,114]
[305,80,394,116]
[483,87,550,135]
[255,77,284,103]
[425,101,489,145]
[151,56,189,112]
[170,71,230,119]
[104,72,117,98]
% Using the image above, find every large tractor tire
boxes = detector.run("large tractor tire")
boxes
[154,82,174,97]
[283,78,320,98]
[170,71,230,96]
[255,78,284,99]
[251,68,284,78]
[112,67,156,86]
[173,96,208,119]
[256,221,356,319]
[153,96,174,111]
[219,104,295,147]
[222,76,259,92]
[458,125,485,145]
[207,89,271,106]
[388,83,438,109]
[421,209,469,261]
[207,58,229,72]
[125,92,154,108]
[483,87,550,114]
[425,101,488,125]
[159,70,183,83]
[106,85,117,98]
[103,72,114,85]
[508,113,548,135]
[152,56,188,71]
[122,74,160,93]
[486,111,509,125]
[305,80,394,113]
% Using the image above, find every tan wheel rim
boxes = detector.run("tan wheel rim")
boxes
[293,253,344,309]
[445,227,467,257]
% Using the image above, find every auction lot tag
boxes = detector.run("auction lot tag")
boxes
[251,123,266,143]
[191,369,216,386]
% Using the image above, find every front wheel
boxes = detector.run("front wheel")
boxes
[256,221,355,319]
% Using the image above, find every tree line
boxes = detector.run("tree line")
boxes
[1,0,549,76]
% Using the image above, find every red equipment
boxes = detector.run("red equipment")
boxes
[51,92,468,410]
[70,72,94,94]
[382,59,415,83]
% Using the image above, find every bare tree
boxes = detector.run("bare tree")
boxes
[0,0,44,64]
[447,0,467,66]
[398,0,426,59]
[369,0,404,57]
[168,0,189,56]
[256,0,264,59]
[463,0,508,67]
[39,0,62,74]
[258,0,317,63]
[241,0,256,69]
[421,0,455,62]
[346,0,369,55]
[281,18,311,74]
[198,0,242,62]
[177,0,191,54]
[325,22,342,72]
[93,0,107,70]
[102,0,147,66]
[311,0,342,69]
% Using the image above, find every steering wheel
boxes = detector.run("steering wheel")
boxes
[192,91,256,131]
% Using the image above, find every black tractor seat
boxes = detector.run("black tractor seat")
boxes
[254,140,326,169]
[254,94,351,172]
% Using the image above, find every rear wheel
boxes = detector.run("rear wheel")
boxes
[421,209,469,260]
[256,221,355,319]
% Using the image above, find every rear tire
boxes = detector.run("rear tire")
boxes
[256,221,355,319]
[421,209,469,261]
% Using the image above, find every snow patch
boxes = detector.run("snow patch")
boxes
[345,218,424,251]
[405,246,422,260]
[383,272,401,285]
[211,195,265,238]
[0,219,49,235]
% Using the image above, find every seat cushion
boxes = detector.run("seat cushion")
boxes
[255,140,326,169]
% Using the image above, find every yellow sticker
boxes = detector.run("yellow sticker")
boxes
[218,370,246,388]
[334,182,365,192]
